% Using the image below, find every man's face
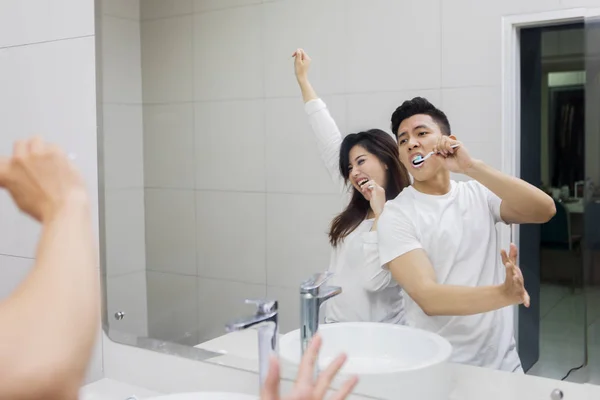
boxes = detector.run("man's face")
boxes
[396,114,446,182]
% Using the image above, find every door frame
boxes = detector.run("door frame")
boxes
[501,7,600,345]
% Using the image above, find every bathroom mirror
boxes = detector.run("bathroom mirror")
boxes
[98,0,348,348]
[97,0,600,396]
[98,0,355,389]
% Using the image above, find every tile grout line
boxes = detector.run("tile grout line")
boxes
[103,14,139,22]
[148,269,269,287]
[0,34,95,50]
[0,253,34,261]
[262,0,269,292]
[189,1,201,333]
[137,85,500,106]
[193,16,205,343]
[439,0,443,88]
[140,2,264,23]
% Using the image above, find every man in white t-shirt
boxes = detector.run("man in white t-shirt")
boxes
[377,97,556,372]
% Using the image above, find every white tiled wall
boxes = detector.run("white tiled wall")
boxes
[102,0,141,19]
[194,100,266,192]
[193,7,263,100]
[147,271,199,345]
[197,278,266,341]
[141,16,193,103]
[196,192,266,284]
[263,0,346,98]
[143,104,195,188]
[0,0,101,384]
[141,0,193,20]
[106,270,149,337]
[100,0,149,343]
[145,189,196,275]
[346,0,442,93]
[0,0,94,48]
[135,0,600,343]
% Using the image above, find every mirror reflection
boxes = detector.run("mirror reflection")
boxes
[98,0,600,396]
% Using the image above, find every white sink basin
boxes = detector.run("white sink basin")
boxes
[279,322,453,400]
[145,393,257,400]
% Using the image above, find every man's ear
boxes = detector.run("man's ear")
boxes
[449,134,458,141]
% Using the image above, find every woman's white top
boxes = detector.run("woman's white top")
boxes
[305,98,405,325]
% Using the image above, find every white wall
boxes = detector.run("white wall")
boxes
[139,1,200,345]
[100,0,149,343]
[0,0,102,384]
[134,0,600,343]
[139,0,346,343]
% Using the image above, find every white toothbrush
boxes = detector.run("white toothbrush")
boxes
[413,144,460,166]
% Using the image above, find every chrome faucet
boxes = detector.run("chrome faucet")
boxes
[226,299,279,388]
[300,271,342,354]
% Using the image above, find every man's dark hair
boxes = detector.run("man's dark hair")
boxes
[390,97,451,139]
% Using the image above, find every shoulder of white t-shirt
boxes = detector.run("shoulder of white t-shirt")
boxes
[381,188,416,220]
[387,186,415,205]
[455,179,489,196]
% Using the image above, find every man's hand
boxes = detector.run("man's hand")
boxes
[501,244,530,308]
[432,135,476,175]
[261,335,358,400]
[0,136,86,222]
[292,48,312,82]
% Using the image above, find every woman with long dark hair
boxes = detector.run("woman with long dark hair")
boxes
[293,48,411,324]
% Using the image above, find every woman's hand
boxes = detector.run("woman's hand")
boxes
[360,179,386,217]
[293,48,312,82]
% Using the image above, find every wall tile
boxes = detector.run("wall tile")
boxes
[0,0,94,48]
[141,16,193,103]
[346,0,441,92]
[197,278,265,343]
[194,100,265,192]
[193,7,263,100]
[145,189,196,275]
[144,104,195,189]
[141,0,193,20]
[196,191,266,284]
[101,16,142,104]
[266,193,341,288]
[147,271,199,345]
[104,189,146,277]
[263,0,346,98]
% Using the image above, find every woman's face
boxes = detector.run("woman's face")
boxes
[347,145,388,197]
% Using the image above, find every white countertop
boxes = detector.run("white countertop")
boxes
[89,330,600,400]
[192,330,599,400]
[81,370,600,400]
[79,378,161,399]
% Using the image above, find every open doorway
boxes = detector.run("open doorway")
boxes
[519,22,590,381]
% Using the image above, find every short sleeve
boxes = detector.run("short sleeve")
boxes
[482,184,506,225]
[359,230,398,292]
[377,203,423,266]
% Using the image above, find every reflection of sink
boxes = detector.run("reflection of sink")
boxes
[279,322,453,400]
[145,393,257,400]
